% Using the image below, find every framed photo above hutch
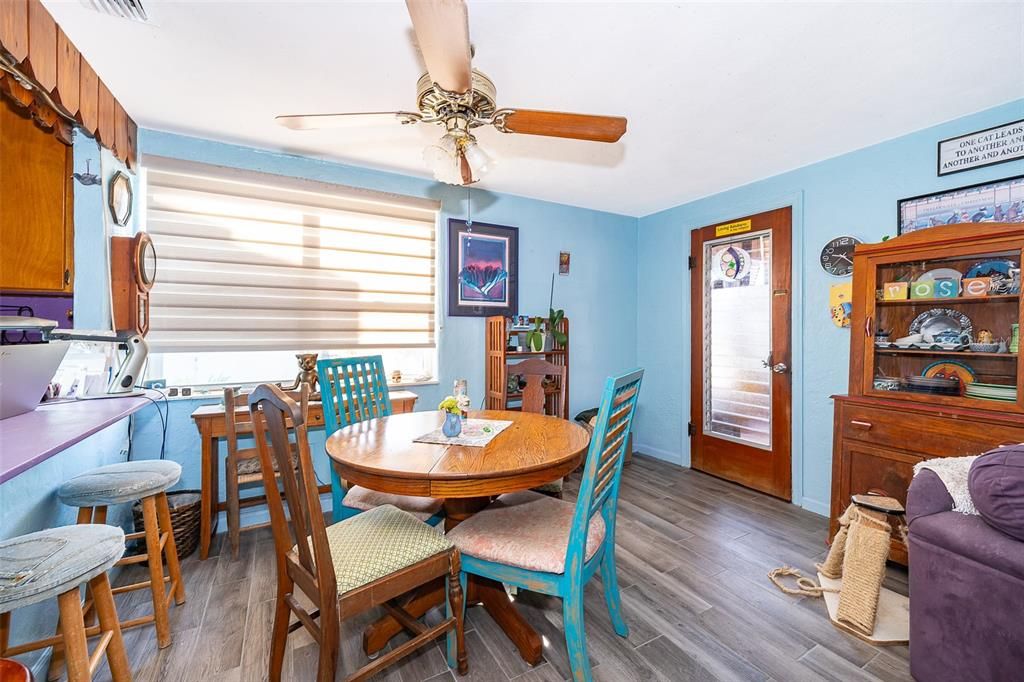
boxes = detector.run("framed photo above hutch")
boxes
[447,219,518,317]
[897,175,1024,235]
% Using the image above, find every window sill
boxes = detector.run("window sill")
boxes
[151,379,439,401]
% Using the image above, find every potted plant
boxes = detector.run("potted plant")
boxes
[546,308,568,349]
[526,317,546,352]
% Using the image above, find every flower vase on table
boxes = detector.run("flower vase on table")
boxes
[442,412,462,438]
[438,394,472,439]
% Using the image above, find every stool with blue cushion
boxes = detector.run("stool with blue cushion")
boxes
[0,525,131,682]
[54,460,186,661]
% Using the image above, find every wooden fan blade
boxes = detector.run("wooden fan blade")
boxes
[275,112,415,130]
[406,0,472,94]
[500,110,627,143]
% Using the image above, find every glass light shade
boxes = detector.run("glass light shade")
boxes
[423,134,462,185]
[462,139,493,178]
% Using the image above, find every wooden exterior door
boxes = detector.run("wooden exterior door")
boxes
[690,207,793,499]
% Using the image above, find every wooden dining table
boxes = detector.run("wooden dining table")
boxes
[326,409,590,664]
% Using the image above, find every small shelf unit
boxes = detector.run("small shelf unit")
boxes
[486,315,569,418]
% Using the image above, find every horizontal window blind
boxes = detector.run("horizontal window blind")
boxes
[143,156,438,353]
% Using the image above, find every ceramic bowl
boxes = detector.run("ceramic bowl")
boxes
[969,343,1001,353]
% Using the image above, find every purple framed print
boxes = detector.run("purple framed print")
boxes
[897,175,1024,235]
[447,219,518,317]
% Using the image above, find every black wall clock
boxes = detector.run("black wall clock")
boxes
[820,236,861,277]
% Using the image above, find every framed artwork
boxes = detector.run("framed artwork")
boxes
[447,219,518,317]
[897,175,1024,235]
[559,251,570,275]
[937,119,1024,176]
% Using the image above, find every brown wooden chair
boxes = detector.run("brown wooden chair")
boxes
[511,358,569,496]
[248,383,467,682]
[223,384,310,558]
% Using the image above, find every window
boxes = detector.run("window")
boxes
[141,156,439,388]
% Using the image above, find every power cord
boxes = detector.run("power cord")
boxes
[129,387,169,461]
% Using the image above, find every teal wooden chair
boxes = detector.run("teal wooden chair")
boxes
[317,356,444,526]
[446,368,643,682]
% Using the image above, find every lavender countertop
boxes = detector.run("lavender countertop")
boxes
[0,392,156,484]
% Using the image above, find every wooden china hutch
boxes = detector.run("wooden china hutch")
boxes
[831,224,1024,564]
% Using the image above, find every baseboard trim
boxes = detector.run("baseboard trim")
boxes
[800,497,830,517]
[633,442,684,466]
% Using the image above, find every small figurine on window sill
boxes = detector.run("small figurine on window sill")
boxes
[279,352,319,398]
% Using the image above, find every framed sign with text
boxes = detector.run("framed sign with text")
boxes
[937,119,1024,176]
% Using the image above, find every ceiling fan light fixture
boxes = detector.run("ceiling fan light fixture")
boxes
[423,130,491,186]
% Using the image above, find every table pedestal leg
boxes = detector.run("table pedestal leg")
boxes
[363,579,444,655]
[475,577,544,665]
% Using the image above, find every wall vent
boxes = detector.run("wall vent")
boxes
[79,0,149,23]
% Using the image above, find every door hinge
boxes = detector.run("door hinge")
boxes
[64,269,71,285]
[687,422,696,437]
[687,255,696,270]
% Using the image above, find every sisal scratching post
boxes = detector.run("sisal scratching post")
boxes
[836,507,892,636]
[817,504,854,579]
[768,500,909,645]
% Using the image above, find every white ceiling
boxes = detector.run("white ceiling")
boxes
[44,1,1024,217]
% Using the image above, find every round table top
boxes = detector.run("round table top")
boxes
[325,410,590,499]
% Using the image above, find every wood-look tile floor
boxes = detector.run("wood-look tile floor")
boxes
[93,455,911,682]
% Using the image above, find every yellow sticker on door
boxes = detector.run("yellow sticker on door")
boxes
[715,219,753,237]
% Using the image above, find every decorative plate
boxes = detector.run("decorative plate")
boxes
[908,308,973,342]
[922,360,977,393]
[965,259,1017,278]
[915,267,963,283]
[966,259,1018,294]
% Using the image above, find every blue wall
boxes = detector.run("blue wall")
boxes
[634,98,1024,514]
[129,130,639,513]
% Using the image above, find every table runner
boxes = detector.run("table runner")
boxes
[413,418,513,447]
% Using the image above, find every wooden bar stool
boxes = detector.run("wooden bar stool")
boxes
[55,461,185,658]
[0,525,131,682]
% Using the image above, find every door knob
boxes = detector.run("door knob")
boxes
[772,363,788,374]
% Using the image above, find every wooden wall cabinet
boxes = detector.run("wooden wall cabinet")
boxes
[0,98,73,293]
[831,223,1024,564]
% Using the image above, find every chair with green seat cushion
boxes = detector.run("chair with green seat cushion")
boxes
[317,356,444,525]
[248,383,466,681]
[446,368,643,682]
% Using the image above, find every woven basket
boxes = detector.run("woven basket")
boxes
[131,489,203,560]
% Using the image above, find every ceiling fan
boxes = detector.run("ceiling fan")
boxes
[275,0,627,186]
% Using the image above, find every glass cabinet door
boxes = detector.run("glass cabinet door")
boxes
[866,244,1022,411]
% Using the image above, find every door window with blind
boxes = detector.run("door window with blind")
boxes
[141,156,439,387]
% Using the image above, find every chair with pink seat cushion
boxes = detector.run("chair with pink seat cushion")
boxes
[447,368,643,682]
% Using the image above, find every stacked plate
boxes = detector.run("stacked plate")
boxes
[965,382,1017,402]
[903,375,961,396]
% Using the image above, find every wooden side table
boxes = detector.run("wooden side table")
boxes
[190,390,418,559]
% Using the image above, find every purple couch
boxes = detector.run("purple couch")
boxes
[907,448,1024,682]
